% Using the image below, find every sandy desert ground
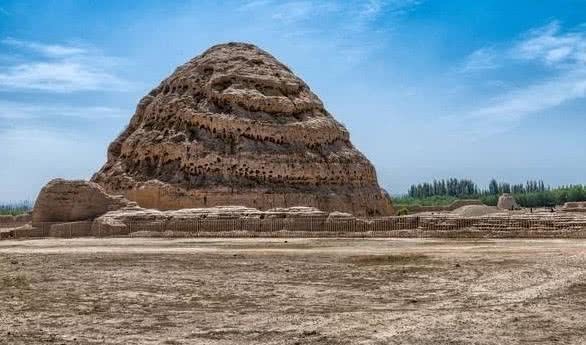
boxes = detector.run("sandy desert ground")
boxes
[0,238,584,345]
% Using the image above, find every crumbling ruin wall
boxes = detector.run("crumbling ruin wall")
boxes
[497,193,519,210]
[561,201,586,213]
[6,213,586,240]
[398,199,483,214]
[0,214,31,229]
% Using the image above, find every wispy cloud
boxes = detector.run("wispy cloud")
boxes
[459,47,500,73]
[271,1,340,24]
[0,100,124,120]
[358,0,388,20]
[2,38,87,57]
[0,61,131,92]
[238,0,421,65]
[237,0,422,32]
[364,0,421,17]
[468,68,586,133]
[0,38,132,92]
[238,0,273,11]
[454,21,586,136]
[238,0,339,23]
[512,21,586,67]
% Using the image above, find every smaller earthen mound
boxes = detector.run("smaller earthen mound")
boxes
[497,193,519,210]
[451,205,502,217]
[561,201,586,212]
[95,205,327,225]
[92,206,332,235]
[33,179,135,226]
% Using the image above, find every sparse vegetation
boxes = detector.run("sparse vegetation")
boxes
[1,273,30,289]
[0,201,32,216]
[483,185,586,208]
[394,195,459,207]
[397,207,410,216]
[0,239,583,344]
[345,254,430,266]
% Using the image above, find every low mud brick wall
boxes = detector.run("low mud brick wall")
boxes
[397,200,483,214]
[3,214,586,240]
[0,214,32,229]
[49,222,94,237]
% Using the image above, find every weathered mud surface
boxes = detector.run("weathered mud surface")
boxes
[0,238,584,344]
[92,43,393,216]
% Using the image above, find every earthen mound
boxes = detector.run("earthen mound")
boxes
[497,193,519,210]
[92,42,393,216]
[561,201,586,212]
[32,179,135,225]
[451,205,502,217]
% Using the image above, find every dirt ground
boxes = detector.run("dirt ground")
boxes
[0,238,584,345]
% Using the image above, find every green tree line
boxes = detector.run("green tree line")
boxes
[406,178,585,208]
[0,201,32,216]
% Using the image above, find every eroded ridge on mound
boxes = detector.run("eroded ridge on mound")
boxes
[92,42,393,216]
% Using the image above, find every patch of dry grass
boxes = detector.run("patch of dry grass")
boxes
[565,283,586,300]
[0,273,30,289]
[344,254,431,266]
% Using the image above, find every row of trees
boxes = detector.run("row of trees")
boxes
[488,179,547,195]
[409,178,551,199]
[407,178,479,199]
[407,178,586,207]
[482,185,586,208]
[0,201,32,216]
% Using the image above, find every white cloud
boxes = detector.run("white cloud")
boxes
[2,38,87,57]
[0,38,132,92]
[460,21,586,74]
[0,61,131,92]
[237,0,420,66]
[512,21,586,67]
[471,68,586,122]
[454,21,586,136]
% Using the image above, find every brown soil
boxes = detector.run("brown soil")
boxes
[450,204,503,217]
[0,238,584,344]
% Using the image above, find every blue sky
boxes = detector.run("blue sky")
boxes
[1,0,585,202]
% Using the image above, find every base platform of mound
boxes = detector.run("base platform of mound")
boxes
[3,211,586,240]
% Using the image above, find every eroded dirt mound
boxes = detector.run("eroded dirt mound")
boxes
[562,202,586,212]
[92,42,393,216]
[32,179,135,225]
[93,205,330,234]
[451,204,502,217]
[497,193,519,210]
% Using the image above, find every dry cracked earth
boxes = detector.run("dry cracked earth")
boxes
[0,238,584,344]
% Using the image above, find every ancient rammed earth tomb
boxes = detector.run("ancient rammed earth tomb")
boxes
[91,42,394,216]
